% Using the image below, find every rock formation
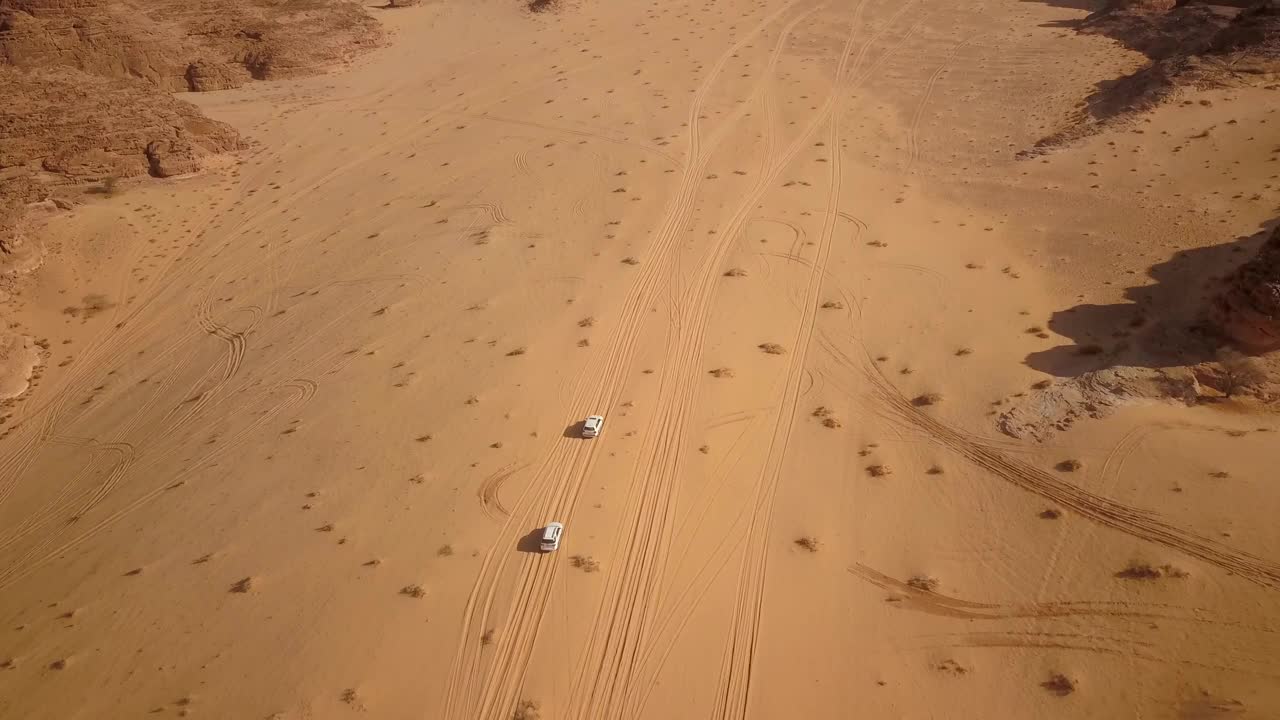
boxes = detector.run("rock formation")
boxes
[1213,225,1280,351]
[0,0,382,186]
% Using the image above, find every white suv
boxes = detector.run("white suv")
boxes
[540,522,564,552]
[582,415,604,438]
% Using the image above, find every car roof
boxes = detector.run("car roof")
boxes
[586,415,603,423]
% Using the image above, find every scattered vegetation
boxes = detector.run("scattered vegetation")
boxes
[506,347,527,357]
[758,343,787,355]
[400,584,427,598]
[341,688,359,705]
[230,577,254,593]
[954,348,973,357]
[570,555,600,572]
[437,544,454,557]
[1209,471,1231,479]
[723,268,748,277]
[820,300,844,309]
[906,575,939,592]
[794,536,820,552]
[513,700,541,720]
[1039,508,1063,520]
[1042,673,1077,696]
[912,392,943,407]
[621,256,640,265]
[708,367,734,378]
[578,317,595,328]
[1217,348,1268,398]
[925,465,944,475]
[1055,459,1082,473]
[480,629,495,646]
[1115,562,1188,580]
[866,464,891,477]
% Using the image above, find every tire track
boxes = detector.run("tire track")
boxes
[817,335,1280,590]
[439,4,809,718]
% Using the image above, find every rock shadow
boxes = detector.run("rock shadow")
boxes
[1025,220,1275,377]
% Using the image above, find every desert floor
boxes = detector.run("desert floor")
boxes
[2,0,1279,718]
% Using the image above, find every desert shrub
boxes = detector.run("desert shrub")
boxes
[1217,348,1268,398]
[794,536,819,552]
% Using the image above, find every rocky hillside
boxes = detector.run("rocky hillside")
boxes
[1214,224,1280,351]
[1034,0,1280,147]
[0,0,382,186]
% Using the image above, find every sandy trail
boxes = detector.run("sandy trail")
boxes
[1,0,1278,718]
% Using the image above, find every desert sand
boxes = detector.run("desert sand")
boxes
[2,0,1279,718]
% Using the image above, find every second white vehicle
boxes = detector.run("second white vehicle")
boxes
[582,415,604,438]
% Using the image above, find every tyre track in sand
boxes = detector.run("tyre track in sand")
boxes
[815,335,1280,590]
[566,3,932,718]
[438,4,807,719]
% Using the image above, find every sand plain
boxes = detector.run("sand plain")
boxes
[1,1,1278,718]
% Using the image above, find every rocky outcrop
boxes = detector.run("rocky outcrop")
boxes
[0,66,242,180]
[0,0,383,91]
[1033,0,1280,149]
[997,367,1200,441]
[1213,225,1280,351]
[0,0,382,186]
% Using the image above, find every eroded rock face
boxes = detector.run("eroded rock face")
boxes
[0,0,382,185]
[1213,225,1280,351]
[0,0,383,90]
[0,66,242,180]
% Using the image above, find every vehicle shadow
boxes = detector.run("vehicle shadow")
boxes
[515,528,546,554]
[562,421,584,438]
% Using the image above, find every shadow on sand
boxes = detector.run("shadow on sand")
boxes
[1025,220,1275,377]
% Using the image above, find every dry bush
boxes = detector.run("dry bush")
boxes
[1042,673,1076,696]
[794,536,819,552]
[400,584,427,598]
[811,406,832,418]
[230,577,253,593]
[621,256,639,265]
[527,0,557,13]
[954,348,973,357]
[1217,348,1268,398]
[912,393,943,407]
[821,417,842,429]
[578,317,595,327]
[1115,562,1188,580]
[514,700,541,720]
[1039,508,1063,520]
[724,268,748,277]
[1055,459,1082,473]
[577,339,590,347]
[866,464,891,477]
[758,343,787,355]
[480,629,495,646]
[708,367,734,378]
[820,300,844,309]
[925,465,944,475]
[506,347,527,357]
[437,544,454,557]
[906,575,939,592]
[341,688,359,705]
[569,555,600,572]
[1209,471,1231,479]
